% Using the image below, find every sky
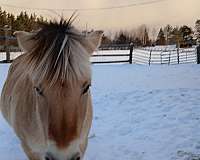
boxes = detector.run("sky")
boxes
[0,0,200,31]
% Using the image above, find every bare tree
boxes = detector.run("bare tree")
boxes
[163,24,173,45]
[136,24,150,46]
[150,27,157,43]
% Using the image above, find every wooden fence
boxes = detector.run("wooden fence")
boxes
[92,43,133,64]
[0,42,134,64]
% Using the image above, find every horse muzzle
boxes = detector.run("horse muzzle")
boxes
[45,152,81,160]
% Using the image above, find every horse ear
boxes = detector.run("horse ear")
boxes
[84,31,103,55]
[14,31,36,52]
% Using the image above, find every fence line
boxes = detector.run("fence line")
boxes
[0,42,200,65]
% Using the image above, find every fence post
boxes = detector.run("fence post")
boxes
[177,46,179,64]
[168,51,171,65]
[197,45,200,64]
[149,50,152,66]
[4,25,11,63]
[129,42,134,64]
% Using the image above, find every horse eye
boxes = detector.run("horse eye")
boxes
[82,84,91,94]
[34,87,43,95]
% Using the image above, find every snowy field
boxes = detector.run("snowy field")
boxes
[1,63,200,160]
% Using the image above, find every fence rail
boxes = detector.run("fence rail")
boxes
[99,43,130,50]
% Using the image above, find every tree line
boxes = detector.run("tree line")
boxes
[0,7,47,46]
[102,22,200,48]
[0,7,199,48]
[0,8,47,32]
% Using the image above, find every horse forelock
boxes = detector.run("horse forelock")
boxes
[25,18,91,87]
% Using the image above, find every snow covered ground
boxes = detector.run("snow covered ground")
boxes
[0,63,200,160]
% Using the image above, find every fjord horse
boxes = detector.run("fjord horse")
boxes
[0,19,103,160]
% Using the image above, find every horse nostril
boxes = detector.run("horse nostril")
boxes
[76,156,80,160]
[45,157,50,160]
[45,154,54,160]
[71,154,80,160]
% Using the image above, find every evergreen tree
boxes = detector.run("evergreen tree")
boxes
[0,10,8,27]
[101,34,112,45]
[113,31,129,44]
[179,25,193,47]
[195,20,200,45]
[28,14,37,31]
[134,37,142,47]
[170,27,182,47]
[7,13,15,28]
[156,28,166,45]
[116,32,127,44]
